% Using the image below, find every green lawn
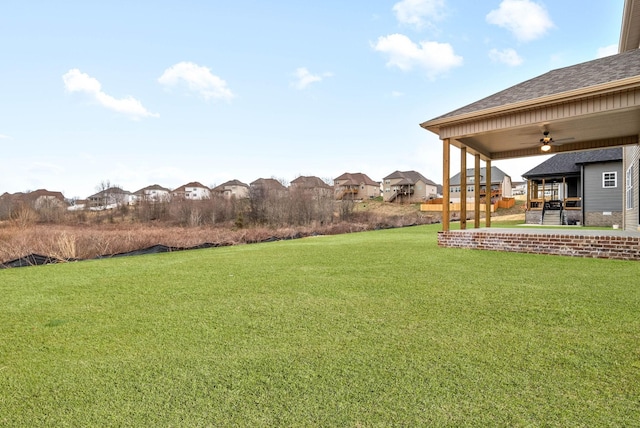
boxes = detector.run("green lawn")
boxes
[1,224,639,426]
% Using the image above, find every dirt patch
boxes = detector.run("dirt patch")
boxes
[492,213,526,221]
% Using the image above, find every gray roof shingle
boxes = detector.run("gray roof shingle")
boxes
[383,170,438,186]
[450,166,509,186]
[522,148,623,178]
[432,49,640,121]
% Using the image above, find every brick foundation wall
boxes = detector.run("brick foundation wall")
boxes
[525,211,542,224]
[564,210,581,225]
[438,230,640,260]
[585,211,622,227]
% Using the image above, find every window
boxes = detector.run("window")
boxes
[626,166,634,210]
[603,172,617,188]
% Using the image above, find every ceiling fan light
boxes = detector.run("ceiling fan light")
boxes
[541,143,551,152]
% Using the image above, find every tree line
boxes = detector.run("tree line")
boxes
[0,185,357,228]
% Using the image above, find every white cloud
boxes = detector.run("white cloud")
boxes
[486,0,554,42]
[392,0,446,29]
[0,134,10,139]
[488,48,523,66]
[596,44,618,58]
[62,69,158,120]
[158,61,235,101]
[391,91,404,97]
[372,33,463,79]
[290,67,333,90]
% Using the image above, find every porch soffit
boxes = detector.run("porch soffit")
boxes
[432,85,640,161]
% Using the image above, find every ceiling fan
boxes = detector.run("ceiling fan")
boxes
[538,131,574,152]
[521,128,575,152]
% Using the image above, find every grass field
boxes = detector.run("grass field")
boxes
[1,224,639,426]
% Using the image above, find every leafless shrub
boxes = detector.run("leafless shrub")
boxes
[11,204,38,229]
[0,201,438,265]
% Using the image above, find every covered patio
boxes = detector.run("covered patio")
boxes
[420,48,640,234]
[419,4,640,258]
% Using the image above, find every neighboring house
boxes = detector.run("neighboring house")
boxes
[211,179,250,199]
[382,170,438,203]
[512,181,526,196]
[172,182,211,200]
[250,178,288,194]
[522,148,623,226]
[87,187,134,210]
[134,184,172,202]
[0,189,68,217]
[621,1,640,232]
[449,167,512,203]
[21,189,67,210]
[334,172,380,200]
[290,176,333,198]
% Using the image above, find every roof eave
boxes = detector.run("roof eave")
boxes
[420,75,640,136]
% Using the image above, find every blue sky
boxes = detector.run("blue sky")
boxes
[0,0,624,198]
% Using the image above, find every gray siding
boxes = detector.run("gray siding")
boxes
[624,145,640,231]
[583,161,623,215]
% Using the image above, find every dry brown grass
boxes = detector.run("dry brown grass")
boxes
[0,202,440,264]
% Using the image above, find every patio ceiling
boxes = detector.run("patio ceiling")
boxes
[451,105,640,161]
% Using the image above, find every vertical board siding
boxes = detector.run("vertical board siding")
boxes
[439,89,640,140]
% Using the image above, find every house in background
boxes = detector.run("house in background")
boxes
[382,170,438,203]
[212,179,250,199]
[449,166,512,203]
[172,182,211,200]
[135,184,172,202]
[512,181,526,196]
[0,189,68,218]
[334,172,380,200]
[250,178,288,196]
[19,189,67,210]
[522,148,623,226]
[290,176,333,198]
[87,187,134,210]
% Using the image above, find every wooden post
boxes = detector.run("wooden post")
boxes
[474,154,481,228]
[485,160,491,228]
[460,146,467,230]
[442,139,450,232]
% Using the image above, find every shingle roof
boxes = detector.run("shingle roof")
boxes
[432,49,640,121]
[383,170,438,186]
[290,176,332,189]
[450,166,509,186]
[173,182,209,192]
[88,187,131,198]
[334,172,379,186]
[135,184,171,194]
[522,148,623,178]
[212,179,249,191]
[250,178,287,191]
